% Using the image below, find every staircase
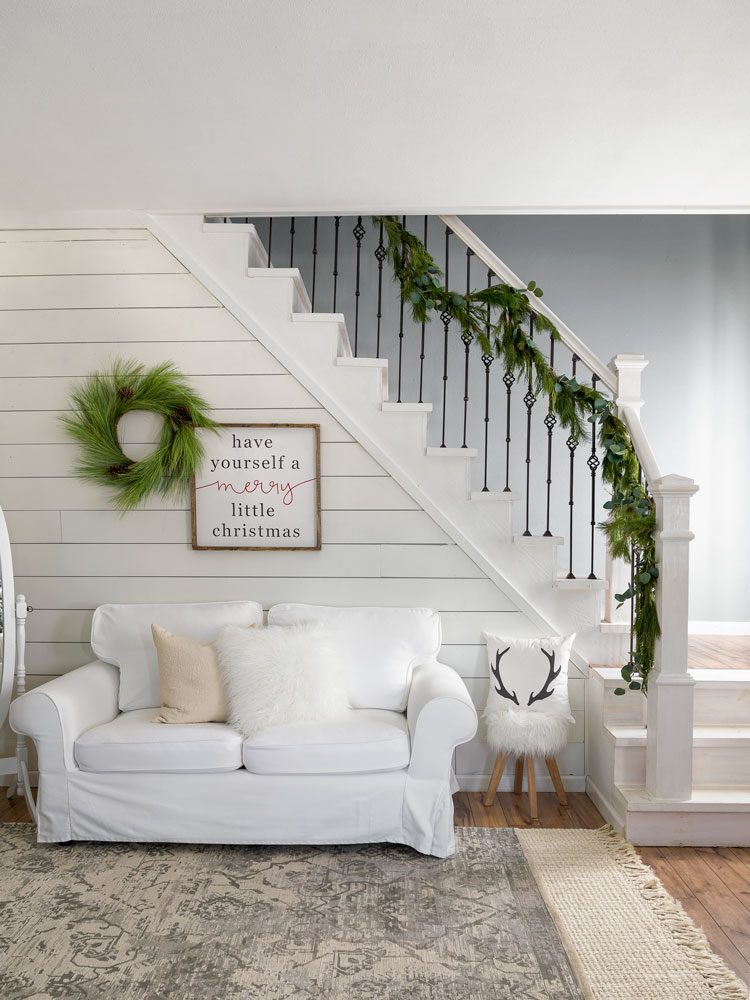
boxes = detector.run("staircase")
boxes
[145,212,750,844]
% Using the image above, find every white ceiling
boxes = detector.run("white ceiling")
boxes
[3,1,750,213]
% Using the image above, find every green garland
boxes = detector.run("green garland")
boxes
[374,216,659,694]
[62,359,219,511]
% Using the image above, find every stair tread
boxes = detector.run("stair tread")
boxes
[617,783,750,810]
[426,447,478,458]
[607,723,750,746]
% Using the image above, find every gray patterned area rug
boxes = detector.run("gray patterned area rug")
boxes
[0,825,582,1000]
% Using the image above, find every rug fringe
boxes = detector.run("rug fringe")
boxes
[594,825,748,1000]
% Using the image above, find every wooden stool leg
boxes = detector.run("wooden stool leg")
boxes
[483,753,508,806]
[513,757,524,795]
[545,757,568,808]
[526,756,539,825]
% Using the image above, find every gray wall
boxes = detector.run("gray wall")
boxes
[468,216,750,625]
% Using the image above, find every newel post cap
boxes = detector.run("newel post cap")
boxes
[650,473,699,497]
[608,353,649,373]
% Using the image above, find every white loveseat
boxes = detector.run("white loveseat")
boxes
[10,601,478,858]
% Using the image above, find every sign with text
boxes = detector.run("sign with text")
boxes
[191,424,321,550]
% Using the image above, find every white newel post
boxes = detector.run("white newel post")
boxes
[646,475,698,800]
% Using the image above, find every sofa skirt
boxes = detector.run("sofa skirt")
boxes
[34,768,457,858]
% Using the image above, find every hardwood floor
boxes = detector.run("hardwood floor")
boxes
[2,790,749,986]
[688,634,750,670]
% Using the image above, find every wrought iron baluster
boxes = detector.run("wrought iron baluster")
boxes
[310,217,319,310]
[374,220,386,357]
[522,315,537,535]
[332,216,341,312]
[566,354,580,578]
[481,269,493,491]
[289,217,296,268]
[629,546,636,664]
[439,226,452,448]
[267,218,273,267]
[461,248,474,447]
[587,374,601,578]
[352,216,365,357]
[543,333,557,535]
[397,216,406,403]
[418,216,428,403]
[502,367,515,491]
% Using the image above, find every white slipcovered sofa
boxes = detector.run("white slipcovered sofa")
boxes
[10,601,478,858]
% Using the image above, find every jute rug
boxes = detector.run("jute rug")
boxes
[0,824,746,1000]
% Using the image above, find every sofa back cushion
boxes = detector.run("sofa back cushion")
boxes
[267,604,441,711]
[92,601,264,711]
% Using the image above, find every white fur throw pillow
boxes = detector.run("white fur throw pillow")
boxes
[481,633,575,758]
[214,623,350,738]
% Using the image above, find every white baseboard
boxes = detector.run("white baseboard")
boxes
[689,621,750,636]
[585,776,625,832]
[457,774,585,794]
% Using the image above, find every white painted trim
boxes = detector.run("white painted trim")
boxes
[689,621,750,636]
[585,776,626,832]
[0,211,146,229]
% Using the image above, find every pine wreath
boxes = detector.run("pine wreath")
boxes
[62,359,219,511]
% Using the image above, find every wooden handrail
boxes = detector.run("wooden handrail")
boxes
[440,214,617,393]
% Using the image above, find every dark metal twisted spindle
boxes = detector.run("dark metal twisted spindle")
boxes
[439,226,452,448]
[543,333,557,535]
[289,217,296,268]
[418,216,428,403]
[374,220,386,357]
[352,217,365,356]
[502,366,516,491]
[481,269,494,492]
[587,374,601,578]
[332,216,341,312]
[566,354,580,578]
[522,315,537,536]
[310,217,319,310]
[461,247,474,448]
[267,218,273,267]
[397,216,406,402]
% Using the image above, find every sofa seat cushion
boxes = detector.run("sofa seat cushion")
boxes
[242,709,410,775]
[75,709,243,773]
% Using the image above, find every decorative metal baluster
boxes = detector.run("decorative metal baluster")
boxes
[502,367,516,491]
[332,216,341,312]
[397,216,406,403]
[267,218,273,267]
[587,374,601,578]
[289,217,296,268]
[522,315,537,535]
[418,216,428,403]
[310,217,319,310]
[374,220,386,357]
[461,248,474,448]
[352,216,365,357]
[481,269,493,491]
[566,355,580,578]
[439,226,452,448]
[543,333,557,535]
[629,546,636,664]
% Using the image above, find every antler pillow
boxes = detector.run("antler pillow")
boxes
[481,633,575,758]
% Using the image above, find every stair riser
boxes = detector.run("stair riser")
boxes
[601,682,750,727]
[614,744,750,786]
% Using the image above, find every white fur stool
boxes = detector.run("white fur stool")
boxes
[480,633,575,824]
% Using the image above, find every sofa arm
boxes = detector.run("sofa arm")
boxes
[10,661,119,773]
[407,661,477,780]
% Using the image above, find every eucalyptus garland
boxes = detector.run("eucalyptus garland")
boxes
[374,216,659,694]
[62,359,219,511]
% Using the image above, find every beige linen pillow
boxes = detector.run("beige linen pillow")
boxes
[151,624,227,724]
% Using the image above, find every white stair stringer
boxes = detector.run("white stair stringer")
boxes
[146,214,615,669]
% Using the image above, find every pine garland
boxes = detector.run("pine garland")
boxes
[62,359,219,511]
[374,216,659,694]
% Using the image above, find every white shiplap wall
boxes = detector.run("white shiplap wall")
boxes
[0,228,584,788]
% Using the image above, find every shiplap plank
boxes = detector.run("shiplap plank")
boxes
[0,229,150,243]
[0,476,413,511]
[0,274,217,310]
[0,341,284,377]
[25,643,94,674]
[0,307,255,343]
[380,544,483,579]
[0,441,381,478]
[16,576,516,612]
[440,611,542,644]
[57,508,443,545]
[0,409,351,444]
[0,240,185,276]
[27,610,94,643]
[3,510,61,542]
[12,543,384,579]
[0,374,317,411]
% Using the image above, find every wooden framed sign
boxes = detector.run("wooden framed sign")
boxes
[191,423,321,550]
